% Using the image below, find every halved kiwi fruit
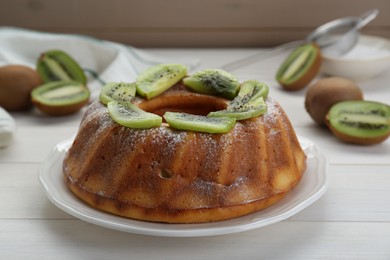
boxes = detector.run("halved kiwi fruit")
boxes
[31,81,90,116]
[164,112,236,134]
[37,50,87,85]
[183,69,240,99]
[326,100,390,145]
[276,43,321,90]
[108,101,162,129]
[136,64,187,100]
[99,82,136,105]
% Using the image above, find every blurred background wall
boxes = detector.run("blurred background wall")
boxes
[0,0,389,48]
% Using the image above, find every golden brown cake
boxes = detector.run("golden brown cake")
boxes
[63,85,307,223]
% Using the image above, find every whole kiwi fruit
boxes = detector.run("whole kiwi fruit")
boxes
[305,77,363,125]
[0,65,43,111]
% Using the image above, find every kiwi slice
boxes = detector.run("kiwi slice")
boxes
[183,69,240,99]
[326,100,390,145]
[228,80,269,110]
[31,80,90,116]
[108,101,162,129]
[164,112,236,134]
[100,82,136,105]
[208,80,269,120]
[136,64,187,100]
[208,97,267,120]
[276,43,321,90]
[37,50,87,85]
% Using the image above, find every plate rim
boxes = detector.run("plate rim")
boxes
[39,135,329,237]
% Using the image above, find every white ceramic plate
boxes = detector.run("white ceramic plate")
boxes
[39,136,328,237]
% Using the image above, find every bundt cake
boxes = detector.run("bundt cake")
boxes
[63,65,307,223]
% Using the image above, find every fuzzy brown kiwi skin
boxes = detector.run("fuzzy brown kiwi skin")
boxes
[0,65,43,111]
[325,114,390,145]
[305,77,364,125]
[32,98,89,116]
[282,44,322,91]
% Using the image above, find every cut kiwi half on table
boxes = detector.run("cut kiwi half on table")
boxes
[108,100,162,129]
[183,69,240,99]
[31,80,90,116]
[37,49,87,85]
[164,112,236,134]
[100,82,136,105]
[136,64,187,100]
[326,100,390,145]
[276,43,321,90]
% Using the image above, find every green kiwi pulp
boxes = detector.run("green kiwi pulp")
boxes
[326,100,390,145]
[31,80,90,116]
[108,101,162,129]
[228,80,269,110]
[136,64,187,100]
[99,65,270,132]
[208,80,269,120]
[163,112,236,134]
[183,69,240,99]
[276,43,321,90]
[208,97,267,120]
[31,81,89,105]
[100,82,136,105]
[37,50,87,85]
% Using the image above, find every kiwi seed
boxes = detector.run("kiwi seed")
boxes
[326,100,390,145]
[276,43,321,91]
[31,80,90,116]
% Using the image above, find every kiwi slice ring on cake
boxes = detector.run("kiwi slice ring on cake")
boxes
[99,65,270,133]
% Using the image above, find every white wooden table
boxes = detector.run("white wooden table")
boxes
[1,48,389,259]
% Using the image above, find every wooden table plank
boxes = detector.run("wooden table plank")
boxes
[1,220,389,259]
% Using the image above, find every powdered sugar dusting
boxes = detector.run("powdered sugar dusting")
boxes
[65,94,305,215]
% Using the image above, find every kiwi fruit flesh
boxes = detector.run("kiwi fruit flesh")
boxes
[239,80,269,100]
[37,50,87,85]
[305,77,363,125]
[0,65,42,111]
[276,43,321,90]
[208,99,267,120]
[183,69,240,99]
[208,80,268,120]
[326,100,390,145]
[164,112,236,134]
[136,64,187,100]
[100,82,136,105]
[31,80,90,116]
[108,100,162,129]
[228,80,269,110]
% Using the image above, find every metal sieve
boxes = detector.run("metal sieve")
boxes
[221,9,379,71]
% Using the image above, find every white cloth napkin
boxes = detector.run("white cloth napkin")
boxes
[0,27,199,100]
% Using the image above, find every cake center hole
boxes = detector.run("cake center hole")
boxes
[158,168,173,179]
[138,93,228,116]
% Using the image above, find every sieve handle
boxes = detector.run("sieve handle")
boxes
[356,9,379,30]
[220,40,303,72]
